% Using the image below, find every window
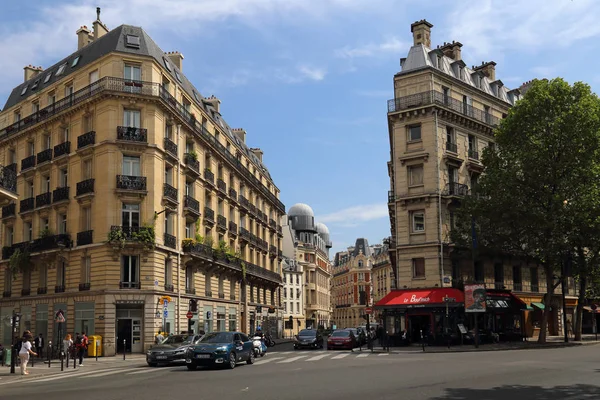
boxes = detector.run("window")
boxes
[446,126,455,145]
[123,109,140,128]
[474,261,484,282]
[81,207,91,231]
[513,266,522,291]
[174,70,182,83]
[164,259,172,286]
[124,65,141,93]
[89,70,99,84]
[21,86,28,96]
[186,266,194,292]
[24,221,32,241]
[411,211,425,232]
[448,166,458,184]
[82,159,92,180]
[48,91,55,105]
[57,262,66,287]
[412,258,425,278]
[494,263,504,288]
[437,55,443,69]
[14,111,21,123]
[218,276,224,297]
[185,222,194,239]
[408,165,424,186]
[163,57,172,72]
[468,135,476,152]
[58,214,67,234]
[216,307,226,331]
[296,302,300,313]
[25,180,34,197]
[81,256,91,284]
[289,288,293,299]
[165,123,172,139]
[39,265,47,288]
[32,101,39,113]
[530,267,539,292]
[44,73,52,84]
[451,260,460,283]
[165,165,173,185]
[489,142,496,152]
[122,203,140,228]
[5,226,13,246]
[125,35,141,48]
[41,175,50,193]
[121,255,139,287]
[205,272,212,296]
[470,174,479,189]
[193,91,201,102]
[3,269,11,293]
[71,56,81,67]
[228,308,237,332]
[408,125,421,141]
[122,156,140,176]
[32,80,40,90]
[59,168,68,187]
[56,63,67,76]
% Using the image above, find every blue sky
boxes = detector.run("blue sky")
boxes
[1,0,599,255]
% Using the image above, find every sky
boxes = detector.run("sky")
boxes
[1,0,599,256]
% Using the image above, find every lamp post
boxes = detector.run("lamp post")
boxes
[444,295,451,349]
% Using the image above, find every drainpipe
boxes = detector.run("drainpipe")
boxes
[176,124,182,333]
[434,109,444,287]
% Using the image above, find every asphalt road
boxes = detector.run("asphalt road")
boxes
[2,345,600,399]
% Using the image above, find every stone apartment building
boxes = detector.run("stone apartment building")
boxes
[372,241,393,305]
[0,10,284,354]
[383,19,577,340]
[281,203,332,330]
[281,257,304,337]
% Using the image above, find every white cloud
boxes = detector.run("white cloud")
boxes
[318,204,388,224]
[298,65,327,81]
[530,66,557,78]
[205,64,327,91]
[335,37,406,59]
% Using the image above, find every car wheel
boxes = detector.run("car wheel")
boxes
[227,352,236,369]
[247,350,255,365]
[260,352,265,357]
[186,363,197,371]
[147,362,157,367]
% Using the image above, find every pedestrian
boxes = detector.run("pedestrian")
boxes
[76,332,88,366]
[155,330,164,344]
[63,334,73,359]
[19,332,37,375]
[34,333,44,359]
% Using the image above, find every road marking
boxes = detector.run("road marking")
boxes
[78,369,124,378]
[254,357,283,365]
[277,356,307,363]
[378,353,389,357]
[126,368,166,375]
[305,354,329,362]
[356,354,369,358]
[30,369,113,383]
[279,352,294,355]
[331,353,350,360]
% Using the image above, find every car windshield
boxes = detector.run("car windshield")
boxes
[160,335,189,345]
[298,330,316,336]
[199,332,234,344]
[331,331,350,337]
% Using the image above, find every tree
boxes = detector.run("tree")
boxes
[452,78,600,343]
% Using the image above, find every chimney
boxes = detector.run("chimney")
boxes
[473,61,496,81]
[204,95,221,114]
[439,41,462,60]
[76,25,92,50]
[410,19,433,48]
[232,128,246,144]
[92,7,109,40]
[23,65,43,82]
[166,51,184,71]
[250,148,263,162]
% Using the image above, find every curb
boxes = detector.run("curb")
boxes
[369,340,600,354]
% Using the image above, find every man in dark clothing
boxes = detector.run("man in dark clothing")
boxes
[34,334,44,358]
[75,332,88,366]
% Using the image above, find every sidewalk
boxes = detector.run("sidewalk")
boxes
[0,354,147,383]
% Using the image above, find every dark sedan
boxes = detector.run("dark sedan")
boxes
[327,330,357,350]
[294,329,324,350]
[186,331,254,370]
[146,334,203,366]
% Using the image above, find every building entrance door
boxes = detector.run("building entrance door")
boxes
[117,319,132,353]
[408,314,431,343]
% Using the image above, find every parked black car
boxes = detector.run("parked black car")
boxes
[294,329,324,350]
[146,334,203,366]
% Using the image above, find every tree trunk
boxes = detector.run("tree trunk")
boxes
[575,246,587,341]
[538,265,555,344]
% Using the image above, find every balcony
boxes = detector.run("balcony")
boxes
[183,153,200,175]
[55,285,65,293]
[110,225,154,244]
[164,284,174,292]
[164,137,178,158]
[77,230,93,246]
[3,234,72,258]
[76,178,95,196]
[21,288,30,296]
[163,183,178,203]
[217,214,227,231]
[79,283,91,291]
[387,90,500,127]
[3,291,10,298]
[2,203,15,218]
[217,178,227,194]
[0,165,16,198]
[119,281,140,289]
[205,291,213,297]
[446,141,458,153]
[116,175,147,192]
[77,131,95,149]
[269,218,276,230]
[37,148,53,165]
[230,294,236,301]
[228,188,237,201]
[54,141,71,158]
[388,191,395,203]
[269,245,277,257]
[468,149,480,160]
[513,283,523,292]
[444,182,469,197]
[183,195,200,218]
[277,225,283,236]
[37,287,47,295]
[204,207,215,224]
[186,288,196,295]
[21,155,36,172]
[218,293,225,299]
[117,126,148,143]
[204,168,215,185]
[35,192,52,208]
[164,233,176,249]
[229,221,238,236]
[52,186,69,203]
[240,227,252,243]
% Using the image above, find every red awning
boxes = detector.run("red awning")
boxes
[374,288,464,309]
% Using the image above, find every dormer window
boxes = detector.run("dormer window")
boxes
[31,80,39,90]
[163,57,172,72]
[193,90,201,102]
[174,69,182,83]
[44,73,52,84]
[125,35,140,49]
[56,63,67,76]
[71,56,81,68]
[20,85,28,96]
[437,55,443,70]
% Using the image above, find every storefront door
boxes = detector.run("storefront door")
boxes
[117,319,132,353]
[408,315,431,342]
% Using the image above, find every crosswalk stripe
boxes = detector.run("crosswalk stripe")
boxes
[378,353,389,357]
[277,356,307,363]
[32,369,113,383]
[254,357,283,365]
[78,369,124,378]
[356,354,369,358]
[331,353,350,360]
[126,368,166,375]
[305,354,329,362]
[279,352,294,355]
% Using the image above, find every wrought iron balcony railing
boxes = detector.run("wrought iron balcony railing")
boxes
[119,281,140,289]
[163,183,178,202]
[183,195,200,214]
[239,195,249,209]
[55,285,66,293]
[35,192,52,208]
[20,197,34,213]
[164,284,174,292]
[217,178,227,192]
[446,141,458,153]
[54,141,70,158]
[77,131,95,149]
[117,126,148,142]
[21,155,36,171]
[37,148,53,164]
[76,178,94,196]
[164,137,178,157]
[204,168,214,184]
[52,186,69,203]
[444,182,470,197]
[2,203,15,218]
[77,230,93,246]
[164,233,177,249]
[217,214,227,230]
[183,153,199,173]
[204,207,215,222]
[116,175,147,191]
[269,218,277,229]
[79,283,91,291]
[468,149,480,160]
[37,287,47,295]
[229,221,238,235]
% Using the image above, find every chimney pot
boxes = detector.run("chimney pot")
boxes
[167,52,184,71]
[410,19,433,48]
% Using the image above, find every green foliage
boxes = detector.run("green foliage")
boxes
[39,228,53,238]
[203,235,214,248]
[9,248,31,278]
[181,238,195,249]
[188,151,198,161]
[131,226,155,248]
[240,261,247,281]
[107,227,126,249]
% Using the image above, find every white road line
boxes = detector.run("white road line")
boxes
[78,369,124,378]
[305,354,329,362]
[30,369,113,383]
[356,354,369,358]
[278,352,294,355]
[378,353,389,357]
[277,356,307,363]
[254,357,283,365]
[126,368,167,375]
[331,353,350,360]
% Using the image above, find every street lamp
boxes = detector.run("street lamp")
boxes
[444,295,451,349]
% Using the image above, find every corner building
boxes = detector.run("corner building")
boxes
[0,12,284,354]
[384,20,578,342]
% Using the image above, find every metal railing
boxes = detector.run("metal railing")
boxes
[217,178,227,192]
[163,183,178,202]
[183,153,199,173]
[19,197,34,213]
[163,137,178,157]
[52,186,69,203]
[446,141,458,153]
[217,214,227,230]
[228,188,237,201]
[37,148,53,164]
[79,283,91,291]
[2,203,15,218]
[21,155,35,171]
[444,182,469,197]
[76,178,94,196]
[164,233,177,249]
[116,175,147,191]
[77,131,95,149]
[387,90,500,127]
[77,230,93,246]
[468,149,480,160]
[204,207,215,222]
[229,221,238,234]
[116,126,147,142]
[183,195,200,214]
[110,225,152,240]
[35,192,52,208]
[204,168,215,184]
[54,141,70,158]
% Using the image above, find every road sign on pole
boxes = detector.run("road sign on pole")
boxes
[365,307,373,315]
[163,299,169,307]
[186,311,193,319]
[163,310,168,318]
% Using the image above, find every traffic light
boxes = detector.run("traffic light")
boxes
[256,306,262,313]
[189,299,198,313]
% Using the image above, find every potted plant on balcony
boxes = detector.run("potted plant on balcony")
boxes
[203,235,214,248]
[107,227,126,250]
[8,248,31,278]
[182,238,195,251]
[39,228,53,238]
[188,151,198,161]
[215,240,230,261]
[131,225,155,250]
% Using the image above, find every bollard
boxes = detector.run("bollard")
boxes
[60,351,64,371]
[73,349,76,369]
[10,344,15,374]
[66,348,69,368]
[48,341,52,368]
[96,340,99,362]
[31,350,34,367]
[123,339,126,360]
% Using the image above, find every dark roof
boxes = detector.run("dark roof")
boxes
[352,238,371,258]
[3,24,273,179]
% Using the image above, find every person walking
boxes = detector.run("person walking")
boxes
[63,334,73,360]
[19,332,37,375]
[76,332,88,366]
[155,330,164,344]
[34,333,44,359]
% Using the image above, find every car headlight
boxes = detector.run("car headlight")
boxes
[215,346,228,353]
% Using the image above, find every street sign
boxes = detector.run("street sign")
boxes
[163,310,168,318]
[186,311,193,319]
[163,299,169,307]
[154,279,159,287]
[365,307,373,315]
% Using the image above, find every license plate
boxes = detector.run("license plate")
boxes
[196,354,210,359]
[156,356,168,360]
